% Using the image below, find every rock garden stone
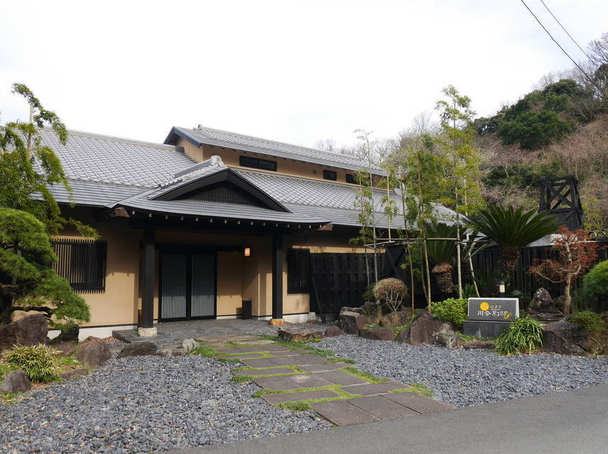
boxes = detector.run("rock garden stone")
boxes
[379,309,411,328]
[325,326,344,337]
[0,370,31,393]
[528,288,564,322]
[464,340,495,350]
[358,327,396,341]
[51,341,76,357]
[434,324,463,349]
[60,368,89,380]
[340,311,367,334]
[0,313,48,352]
[542,321,588,355]
[117,341,160,358]
[340,306,364,315]
[77,336,111,368]
[53,325,80,343]
[398,312,446,345]
[10,310,47,323]
[181,338,197,352]
[278,327,323,342]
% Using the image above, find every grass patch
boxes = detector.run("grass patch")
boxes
[258,335,335,357]
[324,357,356,365]
[233,364,302,373]
[252,385,341,398]
[189,345,218,357]
[275,401,311,411]
[55,356,79,367]
[231,374,254,383]
[341,367,389,384]
[391,383,434,398]
[216,351,272,358]
[224,341,273,348]
[456,331,495,343]
[0,363,15,382]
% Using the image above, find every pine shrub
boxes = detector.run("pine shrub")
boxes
[569,310,605,335]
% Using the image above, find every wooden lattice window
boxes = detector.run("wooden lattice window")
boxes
[52,239,107,293]
[287,248,311,294]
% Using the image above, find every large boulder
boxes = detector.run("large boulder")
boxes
[10,310,47,323]
[379,309,412,328]
[0,314,48,352]
[528,288,564,323]
[278,328,324,342]
[0,370,31,393]
[398,312,462,348]
[339,311,368,334]
[542,321,588,356]
[117,341,160,358]
[325,326,344,337]
[358,327,396,341]
[181,338,197,353]
[77,337,111,368]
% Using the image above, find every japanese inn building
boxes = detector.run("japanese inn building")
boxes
[43,125,439,338]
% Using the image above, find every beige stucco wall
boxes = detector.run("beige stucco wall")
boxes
[55,207,367,327]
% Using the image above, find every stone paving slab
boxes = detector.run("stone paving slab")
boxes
[232,367,295,376]
[216,353,267,360]
[238,345,289,353]
[341,382,409,396]
[214,347,243,354]
[241,358,278,368]
[299,363,352,372]
[267,350,307,357]
[348,396,419,420]
[315,371,368,386]
[262,390,341,405]
[310,400,379,426]
[384,392,455,413]
[254,374,335,391]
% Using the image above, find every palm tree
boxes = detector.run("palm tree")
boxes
[468,206,559,281]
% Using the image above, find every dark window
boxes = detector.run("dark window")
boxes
[323,170,337,181]
[287,248,311,294]
[239,156,277,171]
[52,239,107,293]
[346,174,357,184]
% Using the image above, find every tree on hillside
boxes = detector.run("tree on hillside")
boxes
[529,228,598,315]
[0,83,93,327]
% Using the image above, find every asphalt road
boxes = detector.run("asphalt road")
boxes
[167,384,608,454]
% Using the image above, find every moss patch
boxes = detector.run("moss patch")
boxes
[231,374,254,383]
[189,345,218,358]
[324,357,356,365]
[341,367,389,384]
[275,401,311,411]
[390,382,434,397]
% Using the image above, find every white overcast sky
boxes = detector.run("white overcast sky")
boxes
[0,0,607,148]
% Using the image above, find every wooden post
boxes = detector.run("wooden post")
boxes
[270,231,285,325]
[139,223,157,336]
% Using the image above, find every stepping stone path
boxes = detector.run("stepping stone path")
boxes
[199,334,455,427]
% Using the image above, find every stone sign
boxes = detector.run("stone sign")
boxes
[467,298,519,322]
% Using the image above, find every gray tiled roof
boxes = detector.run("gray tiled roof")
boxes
[166,126,383,174]
[40,128,195,187]
[43,129,454,229]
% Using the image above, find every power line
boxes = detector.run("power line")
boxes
[538,0,592,62]
[518,0,602,92]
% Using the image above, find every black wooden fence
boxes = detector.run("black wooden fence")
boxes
[310,252,383,314]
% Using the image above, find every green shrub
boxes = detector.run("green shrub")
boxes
[373,278,408,313]
[495,317,544,355]
[583,260,608,297]
[569,310,605,335]
[3,345,60,383]
[428,298,468,329]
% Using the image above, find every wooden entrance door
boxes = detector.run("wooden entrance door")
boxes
[160,253,216,320]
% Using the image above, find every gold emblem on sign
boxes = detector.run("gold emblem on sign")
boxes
[479,302,490,311]
[504,312,511,320]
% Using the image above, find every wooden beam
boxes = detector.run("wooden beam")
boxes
[272,232,283,320]
[141,224,155,329]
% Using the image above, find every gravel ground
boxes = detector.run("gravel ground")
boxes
[0,356,329,454]
[316,335,608,408]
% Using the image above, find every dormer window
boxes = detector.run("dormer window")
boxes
[323,170,337,181]
[239,156,277,171]
[345,174,357,184]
